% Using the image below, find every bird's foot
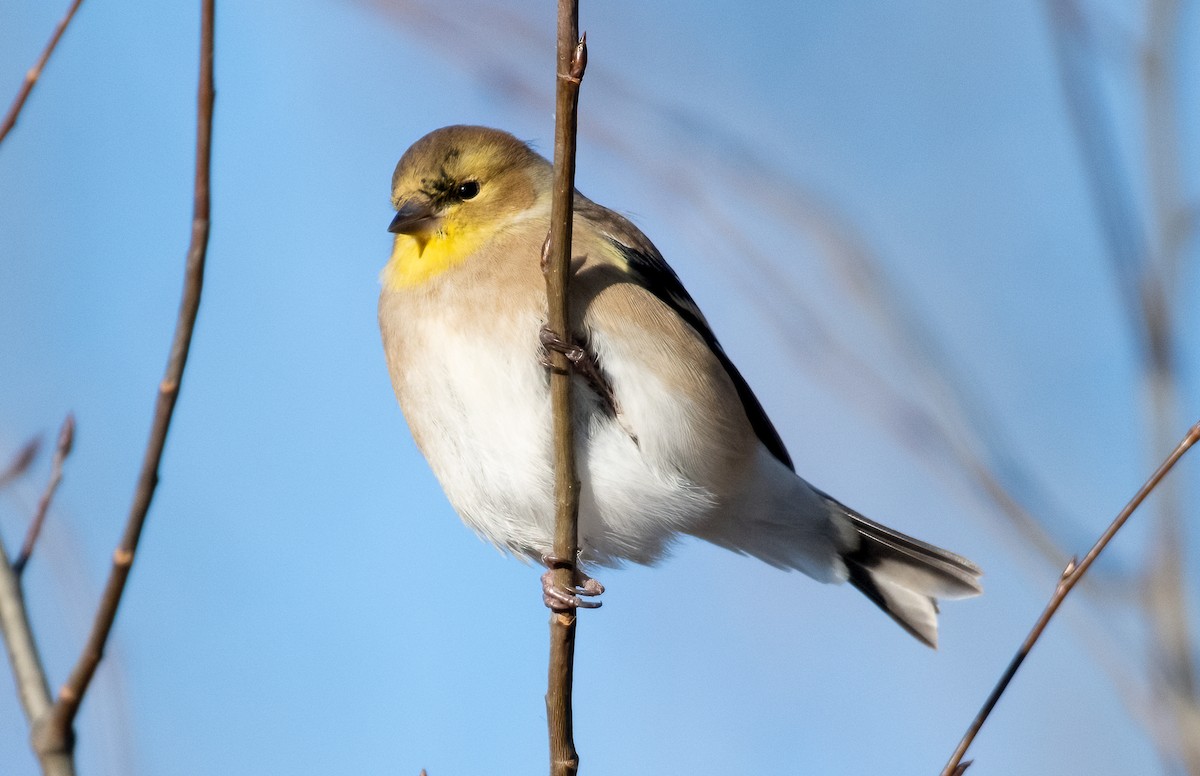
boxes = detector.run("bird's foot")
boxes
[541,554,605,611]
[538,325,591,372]
[538,325,621,420]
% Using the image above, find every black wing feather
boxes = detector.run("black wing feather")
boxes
[608,239,795,472]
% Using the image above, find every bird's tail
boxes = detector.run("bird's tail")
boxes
[826,496,983,649]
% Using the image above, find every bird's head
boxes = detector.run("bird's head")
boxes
[383,125,550,289]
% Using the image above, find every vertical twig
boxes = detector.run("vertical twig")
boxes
[0,0,85,147]
[544,1,586,774]
[27,0,216,768]
[941,421,1200,776]
[13,414,75,576]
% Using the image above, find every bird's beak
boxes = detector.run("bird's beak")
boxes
[388,199,442,237]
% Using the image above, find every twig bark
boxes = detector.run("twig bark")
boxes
[27,0,215,767]
[13,414,75,576]
[544,2,586,774]
[941,420,1200,776]
[0,0,85,147]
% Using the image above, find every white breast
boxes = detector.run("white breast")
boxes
[380,289,718,567]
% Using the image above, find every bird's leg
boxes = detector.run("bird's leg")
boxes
[539,324,640,446]
[539,325,619,417]
[541,553,605,611]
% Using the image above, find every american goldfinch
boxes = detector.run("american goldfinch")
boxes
[379,125,981,647]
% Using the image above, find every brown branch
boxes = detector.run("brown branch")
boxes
[0,0,85,147]
[13,414,75,576]
[941,420,1200,776]
[30,0,215,766]
[0,436,42,491]
[544,2,586,775]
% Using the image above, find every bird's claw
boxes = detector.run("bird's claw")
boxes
[541,554,605,612]
[538,325,623,424]
[538,326,589,369]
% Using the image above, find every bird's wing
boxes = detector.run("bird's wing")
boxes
[575,199,795,472]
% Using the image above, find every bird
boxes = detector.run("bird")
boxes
[378,125,981,648]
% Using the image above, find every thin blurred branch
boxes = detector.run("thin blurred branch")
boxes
[1044,0,1149,337]
[544,1,586,774]
[1141,0,1191,290]
[1046,1,1199,771]
[0,0,85,147]
[942,421,1200,776]
[1137,1,1199,771]
[13,414,75,576]
[0,437,42,491]
[17,0,215,768]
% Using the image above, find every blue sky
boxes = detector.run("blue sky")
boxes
[2,1,1196,774]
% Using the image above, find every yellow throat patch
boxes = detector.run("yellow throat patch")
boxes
[381,227,482,290]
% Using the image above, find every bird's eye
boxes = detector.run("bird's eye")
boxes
[456,181,480,200]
